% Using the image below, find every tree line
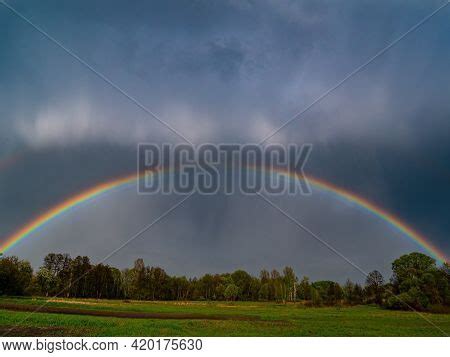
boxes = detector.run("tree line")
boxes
[0,252,448,311]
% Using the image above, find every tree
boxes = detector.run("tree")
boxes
[89,264,119,299]
[231,270,252,300]
[70,256,92,298]
[36,267,57,296]
[0,256,33,296]
[310,286,322,306]
[270,269,283,301]
[122,268,136,299]
[198,274,215,300]
[259,269,270,284]
[248,277,261,301]
[170,276,190,300]
[365,270,384,305]
[388,253,439,310]
[297,276,311,300]
[224,284,239,301]
[41,253,72,296]
[110,267,124,299]
[151,267,168,300]
[133,258,147,299]
[352,283,364,305]
[392,253,436,286]
[1,250,448,310]
[312,281,341,305]
[436,263,450,306]
[343,279,355,305]
[258,283,270,301]
[283,266,297,302]
[327,282,343,305]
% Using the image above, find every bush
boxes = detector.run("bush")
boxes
[385,288,429,311]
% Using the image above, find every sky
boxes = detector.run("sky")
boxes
[0,0,449,282]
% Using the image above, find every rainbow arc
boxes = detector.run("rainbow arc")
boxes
[0,168,447,263]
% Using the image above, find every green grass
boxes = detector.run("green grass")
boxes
[0,297,449,336]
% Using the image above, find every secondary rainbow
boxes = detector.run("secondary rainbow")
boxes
[1,167,447,263]
[0,151,23,173]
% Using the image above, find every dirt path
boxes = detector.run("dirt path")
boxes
[0,303,260,321]
[0,325,69,336]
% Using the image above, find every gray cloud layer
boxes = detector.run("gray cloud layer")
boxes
[1,0,449,277]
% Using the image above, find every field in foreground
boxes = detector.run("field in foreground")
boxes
[0,297,449,336]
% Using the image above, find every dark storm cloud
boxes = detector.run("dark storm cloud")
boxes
[2,0,449,144]
[1,0,449,276]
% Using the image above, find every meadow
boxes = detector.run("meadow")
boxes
[0,297,449,336]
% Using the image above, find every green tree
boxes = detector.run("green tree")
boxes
[310,286,323,306]
[270,269,283,301]
[436,263,450,306]
[231,270,252,300]
[42,253,72,296]
[365,270,384,305]
[312,281,340,305]
[249,277,261,301]
[388,252,441,310]
[224,284,239,301]
[297,276,311,300]
[352,283,364,305]
[282,266,297,302]
[343,279,355,305]
[69,256,92,298]
[259,269,270,284]
[392,253,436,286]
[36,267,57,296]
[122,268,137,299]
[133,258,147,299]
[0,256,33,296]
[198,274,215,300]
[258,283,270,300]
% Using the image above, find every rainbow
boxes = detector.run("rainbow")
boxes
[0,167,448,263]
[257,167,448,263]
[0,173,145,253]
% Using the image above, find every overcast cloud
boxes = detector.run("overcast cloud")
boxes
[1,0,449,280]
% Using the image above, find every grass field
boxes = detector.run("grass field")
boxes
[0,297,449,336]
